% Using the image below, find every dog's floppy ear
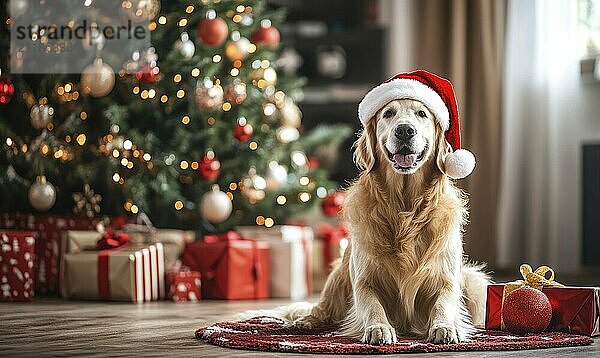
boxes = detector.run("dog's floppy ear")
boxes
[435,127,452,175]
[353,118,377,173]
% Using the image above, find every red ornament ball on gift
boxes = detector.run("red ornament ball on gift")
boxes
[197,17,229,47]
[233,122,253,142]
[0,77,15,104]
[502,287,552,334]
[198,154,221,181]
[252,22,280,47]
[321,191,346,217]
[136,65,159,83]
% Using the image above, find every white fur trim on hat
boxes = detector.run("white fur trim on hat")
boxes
[358,78,450,130]
[443,149,475,179]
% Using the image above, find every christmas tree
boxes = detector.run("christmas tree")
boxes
[0,0,350,231]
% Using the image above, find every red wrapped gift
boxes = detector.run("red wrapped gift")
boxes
[485,264,600,336]
[0,231,36,301]
[167,262,201,302]
[312,221,349,292]
[181,231,269,300]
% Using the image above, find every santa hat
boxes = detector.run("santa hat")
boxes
[357,70,475,179]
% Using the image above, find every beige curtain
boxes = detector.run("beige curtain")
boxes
[409,0,505,265]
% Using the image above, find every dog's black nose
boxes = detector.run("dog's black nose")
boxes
[394,124,417,141]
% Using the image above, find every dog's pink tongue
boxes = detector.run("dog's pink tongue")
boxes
[394,153,417,167]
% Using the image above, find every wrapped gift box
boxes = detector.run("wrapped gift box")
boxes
[0,213,106,294]
[0,231,36,301]
[236,225,312,299]
[486,284,600,336]
[167,263,201,302]
[312,222,349,292]
[181,232,269,300]
[128,229,195,270]
[60,231,164,302]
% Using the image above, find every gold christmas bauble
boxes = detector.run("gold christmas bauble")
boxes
[224,81,247,104]
[28,176,56,211]
[249,67,277,88]
[80,60,115,97]
[225,37,251,62]
[200,185,232,223]
[240,169,267,203]
[195,80,224,110]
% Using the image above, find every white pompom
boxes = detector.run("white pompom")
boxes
[444,149,475,179]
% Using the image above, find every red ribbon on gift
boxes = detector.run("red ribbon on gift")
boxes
[317,221,348,272]
[96,229,130,250]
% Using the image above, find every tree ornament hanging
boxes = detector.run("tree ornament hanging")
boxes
[280,98,302,128]
[173,32,195,59]
[29,103,54,129]
[225,31,251,62]
[72,184,102,218]
[120,0,160,23]
[200,185,232,223]
[9,0,29,18]
[195,78,224,110]
[252,19,280,47]
[0,76,15,104]
[265,161,288,190]
[136,64,160,83]
[250,66,277,88]
[224,81,247,104]
[321,190,346,217]
[197,10,229,47]
[197,150,220,181]
[80,59,115,97]
[28,175,56,211]
[276,126,299,144]
[239,167,267,203]
[233,117,253,142]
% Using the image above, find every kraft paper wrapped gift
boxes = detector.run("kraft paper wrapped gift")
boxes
[236,225,313,299]
[0,231,36,301]
[60,231,165,302]
[128,229,195,270]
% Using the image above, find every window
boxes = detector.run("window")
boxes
[578,0,600,57]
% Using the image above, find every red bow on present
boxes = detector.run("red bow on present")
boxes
[202,231,241,244]
[96,228,130,250]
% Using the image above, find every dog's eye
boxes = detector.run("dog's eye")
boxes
[383,109,395,118]
[417,110,427,118]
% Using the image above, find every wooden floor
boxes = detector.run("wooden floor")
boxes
[0,297,597,357]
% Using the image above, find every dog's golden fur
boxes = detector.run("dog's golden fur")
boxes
[239,99,489,345]
[293,99,490,345]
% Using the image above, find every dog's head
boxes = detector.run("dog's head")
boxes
[354,99,449,175]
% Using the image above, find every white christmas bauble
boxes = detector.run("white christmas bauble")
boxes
[225,36,251,62]
[276,126,299,143]
[9,0,28,18]
[280,98,302,128]
[30,104,54,129]
[195,79,224,110]
[200,186,232,223]
[265,161,288,190]
[28,176,56,211]
[81,60,115,97]
[174,32,195,59]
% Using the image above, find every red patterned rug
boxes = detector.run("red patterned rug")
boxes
[196,317,593,354]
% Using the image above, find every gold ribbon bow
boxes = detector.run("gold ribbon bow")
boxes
[500,264,565,328]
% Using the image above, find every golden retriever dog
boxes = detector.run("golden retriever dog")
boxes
[240,71,489,345]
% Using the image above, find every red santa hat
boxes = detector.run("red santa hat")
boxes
[357,70,475,179]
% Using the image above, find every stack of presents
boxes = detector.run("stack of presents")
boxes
[0,213,348,303]
[2,214,597,338]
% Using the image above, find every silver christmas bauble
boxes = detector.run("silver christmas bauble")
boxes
[8,0,29,18]
[200,185,232,223]
[28,176,56,211]
[195,79,224,110]
[30,104,54,129]
[174,32,195,59]
[81,60,115,97]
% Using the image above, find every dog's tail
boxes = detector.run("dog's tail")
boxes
[462,261,492,326]
[234,301,314,322]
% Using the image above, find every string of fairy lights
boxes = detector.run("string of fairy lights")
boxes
[2,0,333,226]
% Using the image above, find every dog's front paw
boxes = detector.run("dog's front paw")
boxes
[293,315,323,330]
[427,323,462,344]
[362,323,397,345]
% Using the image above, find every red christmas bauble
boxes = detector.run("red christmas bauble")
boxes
[136,65,159,83]
[252,24,280,47]
[0,77,15,105]
[321,191,346,217]
[197,17,228,47]
[502,287,552,334]
[307,156,320,170]
[198,154,221,181]
[233,123,253,142]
